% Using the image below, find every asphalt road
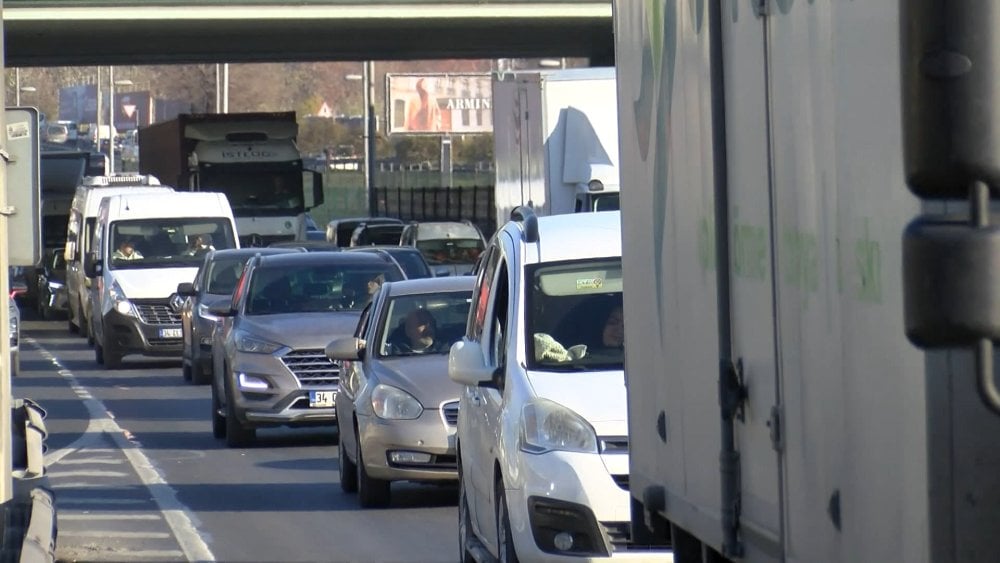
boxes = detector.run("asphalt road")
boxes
[14,315,459,563]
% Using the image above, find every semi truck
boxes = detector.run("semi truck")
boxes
[138,112,324,246]
[616,1,1000,562]
[491,67,620,231]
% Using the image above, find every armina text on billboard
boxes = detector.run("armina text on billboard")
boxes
[386,73,493,135]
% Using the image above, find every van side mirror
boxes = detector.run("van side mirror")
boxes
[207,302,234,317]
[83,252,101,278]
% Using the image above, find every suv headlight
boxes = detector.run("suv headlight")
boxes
[196,303,219,322]
[234,332,284,354]
[520,398,599,454]
[108,279,136,317]
[371,384,423,420]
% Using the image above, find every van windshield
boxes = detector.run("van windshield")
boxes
[525,258,624,372]
[109,218,237,270]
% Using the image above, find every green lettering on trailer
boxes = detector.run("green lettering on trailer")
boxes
[698,214,717,272]
[731,207,767,280]
[781,227,819,296]
[855,218,882,303]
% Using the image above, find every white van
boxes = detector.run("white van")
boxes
[64,175,172,341]
[85,191,239,368]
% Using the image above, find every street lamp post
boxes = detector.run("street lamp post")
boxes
[16,86,35,107]
[108,71,134,174]
[346,63,378,215]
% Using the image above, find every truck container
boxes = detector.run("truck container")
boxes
[491,67,620,230]
[615,1,1000,562]
[138,112,324,246]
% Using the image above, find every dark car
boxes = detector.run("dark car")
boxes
[398,221,486,277]
[208,251,405,447]
[177,247,304,385]
[325,217,403,247]
[349,222,406,247]
[346,246,433,279]
[37,248,68,319]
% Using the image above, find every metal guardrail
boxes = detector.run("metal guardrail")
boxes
[2,399,56,563]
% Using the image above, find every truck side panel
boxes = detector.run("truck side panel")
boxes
[138,119,185,188]
[615,0,726,550]
[492,75,545,228]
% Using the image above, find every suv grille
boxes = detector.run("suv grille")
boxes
[133,300,181,325]
[441,401,459,426]
[281,349,340,387]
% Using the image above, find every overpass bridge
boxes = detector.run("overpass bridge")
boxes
[2,0,614,67]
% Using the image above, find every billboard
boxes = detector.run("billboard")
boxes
[58,84,98,123]
[387,73,492,135]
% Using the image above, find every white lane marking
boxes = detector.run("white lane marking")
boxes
[27,339,215,562]
[60,514,163,521]
[54,458,123,465]
[60,531,172,539]
[59,498,147,505]
[52,482,143,489]
[48,469,129,478]
[103,550,185,559]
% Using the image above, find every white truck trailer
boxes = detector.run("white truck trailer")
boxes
[616,1,1000,562]
[492,67,621,231]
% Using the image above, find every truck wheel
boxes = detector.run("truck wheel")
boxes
[338,428,358,493]
[496,477,520,563]
[356,435,390,508]
[224,377,255,447]
[211,381,225,439]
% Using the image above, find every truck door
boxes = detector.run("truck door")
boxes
[716,3,784,559]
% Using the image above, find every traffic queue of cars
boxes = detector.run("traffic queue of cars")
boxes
[28,170,663,560]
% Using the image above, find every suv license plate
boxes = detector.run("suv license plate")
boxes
[309,391,335,408]
[160,328,182,338]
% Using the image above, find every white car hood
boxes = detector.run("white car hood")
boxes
[525,370,628,436]
[112,268,198,299]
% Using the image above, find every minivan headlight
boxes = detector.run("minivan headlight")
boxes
[520,399,599,454]
[371,384,423,420]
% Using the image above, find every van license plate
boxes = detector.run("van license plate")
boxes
[309,391,335,408]
[160,328,182,339]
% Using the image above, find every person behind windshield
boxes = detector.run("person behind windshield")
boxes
[390,308,445,354]
[184,234,215,257]
[113,241,143,261]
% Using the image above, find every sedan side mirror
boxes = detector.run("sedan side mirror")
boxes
[177,282,196,297]
[449,339,496,387]
[326,337,364,362]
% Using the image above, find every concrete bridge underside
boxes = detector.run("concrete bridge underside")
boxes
[2,1,614,67]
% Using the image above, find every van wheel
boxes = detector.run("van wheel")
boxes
[224,377,255,447]
[356,435,390,508]
[102,335,122,369]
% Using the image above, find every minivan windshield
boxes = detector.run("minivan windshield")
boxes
[525,258,624,372]
[109,218,237,270]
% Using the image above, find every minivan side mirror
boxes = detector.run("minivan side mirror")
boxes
[448,340,496,387]
[207,302,234,317]
[83,252,101,278]
[177,282,196,297]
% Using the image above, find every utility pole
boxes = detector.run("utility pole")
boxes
[365,61,376,215]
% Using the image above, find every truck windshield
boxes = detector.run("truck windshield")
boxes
[109,218,237,270]
[525,258,624,372]
[200,167,304,217]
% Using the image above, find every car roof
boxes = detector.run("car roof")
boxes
[510,210,622,264]
[410,221,483,241]
[383,276,476,297]
[256,250,399,269]
[208,248,300,260]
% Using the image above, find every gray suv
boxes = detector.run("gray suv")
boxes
[209,251,405,447]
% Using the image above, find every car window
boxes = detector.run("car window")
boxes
[389,251,432,279]
[416,238,484,265]
[205,256,251,295]
[525,258,624,371]
[377,291,473,357]
[245,263,403,315]
[469,245,499,340]
[486,262,510,368]
[355,301,373,339]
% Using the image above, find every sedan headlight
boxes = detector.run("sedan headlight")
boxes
[371,384,423,420]
[108,279,136,317]
[196,303,219,322]
[520,399,599,455]
[234,332,285,354]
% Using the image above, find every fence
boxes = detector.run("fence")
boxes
[374,185,496,236]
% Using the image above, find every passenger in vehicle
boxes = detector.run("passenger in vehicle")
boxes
[113,241,143,261]
[184,234,215,257]
[600,304,625,349]
[389,308,445,354]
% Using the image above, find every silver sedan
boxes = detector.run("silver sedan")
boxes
[328,276,474,508]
